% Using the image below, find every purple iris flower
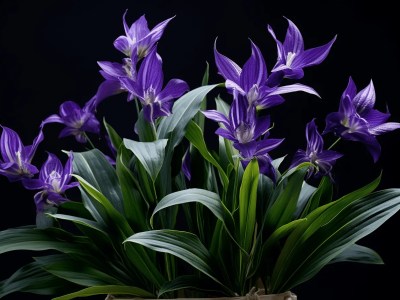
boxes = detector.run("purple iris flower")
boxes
[203,95,283,180]
[267,17,336,80]
[119,46,189,123]
[41,99,100,144]
[214,39,319,110]
[114,10,174,60]
[324,77,400,162]
[22,152,79,212]
[0,126,44,182]
[290,119,342,179]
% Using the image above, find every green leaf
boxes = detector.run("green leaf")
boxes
[125,229,223,286]
[52,285,154,300]
[158,275,222,298]
[239,159,259,252]
[265,165,307,232]
[72,149,124,214]
[300,176,333,217]
[34,254,122,287]
[270,188,400,292]
[329,244,384,265]
[193,62,210,131]
[0,262,73,298]
[157,84,220,147]
[0,226,87,255]
[185,121,229,189]
[151,188,234,234]
[135,110,157,142]
[103,118,123,151]
[123,138,168,182]
[47,213,107,235]
[295,181,317,218]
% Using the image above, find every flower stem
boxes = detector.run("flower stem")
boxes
[84,133,96,149]
[328,137,341,150]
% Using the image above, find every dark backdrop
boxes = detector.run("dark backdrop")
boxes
[1,0,399,299]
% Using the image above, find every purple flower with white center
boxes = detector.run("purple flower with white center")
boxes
[114,10,174,60]
[22,152,79,212]
[119,46,189,123]
[323,77,400,162]
[214,39,319,110]
[0,126,44,182]
[290,119,343,179]
[41,99,100,144]
[267,17,336,80]
[202,95,283,180]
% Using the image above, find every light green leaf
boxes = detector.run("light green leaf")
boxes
[52,285,154,300]
[123,138,168,182]
[72,149,123,214]
[47,214,107,235]
[151,188,234,234]
[300,176,333,217]
[239,159,259,252]
[157,84,220,147]
[103,118,123,152]
[125,229,223,286]
[329,244,384,265]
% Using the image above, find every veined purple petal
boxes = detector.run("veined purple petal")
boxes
[128,15,149,42]
[202,110,230,128]
[363,109,390,128]
[341,76,357,102]
[317,150,343,162]
[268,83,320,98]
[255,138,284,156]
[283,17,304,54]
[135,16,174,58]
[289,149,308,170]
[157,79,189,103]
[22,178,45,190]
[352,80,376,114]
[119,77,142,99]
[94,79,123,107]
[253,115,271,139]
[215,127,236,141]
[137,47,163,93]
[230,95,252,129]
[240,40,267,92]
[97,61,126,78]
[306,119,323,153]
[40,153,63,182]
[339,95,356,117]
[60,152,74,187]
[256,94,285,109]
[257,154,277,182]
[369,122,400,135]
[113,36,131,55]
[234,141,258,158]
[214,39,241,84]
[0,126,24,163]
[267,25,284,63]
[59,101,81,119]
[41,114,64,128]
[294,35,336,68]
[26,129,44,162]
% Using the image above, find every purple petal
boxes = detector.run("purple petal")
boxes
[363,109,390,128]
[339,95,356,117]
[353,80,376,115]
[240,40,267,92]
[202,110,230,128]
[256,94,285,109]
[22,178,45,190]
[230,95,252,129]
[97,61,126,78]
[323,112,344,135]
[41,114,63,128]
[128,15,149,42]
[306,119,323,153]
[294,35,336,68]
[268,83,320,98]
[40,153,63,182]
[283,18,304,54]
[253,115,271,139]
[289,149,308,170]
[215,127,235,141]
[119,77,142,100]
[113,36,131,56]
[59,101,81,119]
[60,152,75,187]
[137,47,163,93]
[341,76,357,102]
[317,150,343,162]
[267,24,284,64]
[369,122,400,135]
[0,126,24,163]
[157,79,189,103]
[214,39,241,84]
[257,154,277,182]
[254,138,284,156]
[234,141,258,158]
[26,129,44,162]
[135,16,174,58]
[93,79,123,107]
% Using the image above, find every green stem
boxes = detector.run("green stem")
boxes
[84,132,96,149]
[328,137,341,150]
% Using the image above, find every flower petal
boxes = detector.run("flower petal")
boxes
[202,110,230,128]
[0,126,24,163]
[353,80,376,115]
[369,122,400,135]
[137,46,163,93]
[294,35,336,68]
[157,79,189,103]
[283,17,304,54]
[214,39,241,84]
[268,83,320,98]
[240,40,267,92]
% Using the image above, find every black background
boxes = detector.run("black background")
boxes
[1,0,400,299]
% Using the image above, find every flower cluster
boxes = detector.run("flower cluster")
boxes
[1,10,400,300]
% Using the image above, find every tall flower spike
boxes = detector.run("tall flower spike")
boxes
[214,38,319,110]
[41,99,100,144]
[119,46,189,123]
[268,17,336,80]
[290,119,343,179]
[324,77,400,162]
[202,95,283,180]
[114,10,174,60]
[0,126,44,182]
[22,152,79,212]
